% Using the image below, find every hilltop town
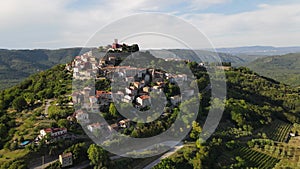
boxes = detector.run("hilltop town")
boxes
[69,40,200,141]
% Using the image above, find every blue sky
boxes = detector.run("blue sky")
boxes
[0,0,300,49]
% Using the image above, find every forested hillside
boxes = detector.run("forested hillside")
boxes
[154,67,300,169]
[149,49,246,66]
[0,56,299,168]
[0,48,92,90]
[247,53,300,87]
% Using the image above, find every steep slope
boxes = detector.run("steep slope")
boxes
[247,53,300,87]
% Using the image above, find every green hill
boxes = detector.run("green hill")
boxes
[0,48,92,90]
[247,53,300,87]
[0,51,299,168]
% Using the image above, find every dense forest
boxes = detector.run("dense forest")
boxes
[0,48,92,89]
[247,53,300,87]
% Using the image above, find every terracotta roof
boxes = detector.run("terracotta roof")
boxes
[139,95,150,100]
[96,90,112,98]
[74,110,87,116]
[43,128,67,133]
[88,122,103,128]
[61,152,72,158]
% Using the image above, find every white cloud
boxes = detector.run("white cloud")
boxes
[188,0,231,10]
[0,0,300,48]
[257,3,270,9]
[0,0,185,48]
[183,3,300,47]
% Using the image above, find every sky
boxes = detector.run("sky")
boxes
[0,0,300,49]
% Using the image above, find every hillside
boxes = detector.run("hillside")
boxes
[150,49,245,65]
[155,67,300,169]
[0,48,92,90]
[0,50,299,168]
[149,49,246,65]
[0,48,242,90]
[247,53,300,87]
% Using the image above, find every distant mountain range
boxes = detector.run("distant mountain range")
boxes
[149,49,245,65]
[1,46,300,90]
[216,46,300,56]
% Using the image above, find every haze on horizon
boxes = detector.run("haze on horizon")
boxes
[0,0,300,49]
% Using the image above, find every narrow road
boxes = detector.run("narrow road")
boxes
[68,161,90,169]
[143,143,184,169]
[29,156,58,169]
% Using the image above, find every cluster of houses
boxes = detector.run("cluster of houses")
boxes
[67,51,99,80]
[69,40,197,137]
[70,109,131,133]
[35,127,68,143]
[100,65,194,108]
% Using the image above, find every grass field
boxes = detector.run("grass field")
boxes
[0,149,29,164]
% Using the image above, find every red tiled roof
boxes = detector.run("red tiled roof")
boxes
[43,128,67,133]
[139,95,150,100]
[96,90,112,98]
[89,122,103,128]
[61,152,72,158]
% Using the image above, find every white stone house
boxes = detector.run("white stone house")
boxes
[136,95,151,107]
[74,110,89,123]
[87,122,104,133]
[118,119,131,128]
[123,95,133,103]
[39,128,67,139]
[170,95,181,106]
[59,152,73,167]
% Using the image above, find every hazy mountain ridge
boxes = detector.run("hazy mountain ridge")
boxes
[216,46,300,56]
[149,49,246,65]
[0,48,92,89]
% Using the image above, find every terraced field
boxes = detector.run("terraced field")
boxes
[260,120,292,142]
[233,147,280,169]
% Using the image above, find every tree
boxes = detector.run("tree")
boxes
[65,142,86,162]
[57,119,70,129]
[24,93,35,105]
[0,124,7,138]
[10,142,18,151]
[153,158,175,169]
[190,121,202,140]
[12,96,27,111]
[87,144,110,169]
[109,103,118,118]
